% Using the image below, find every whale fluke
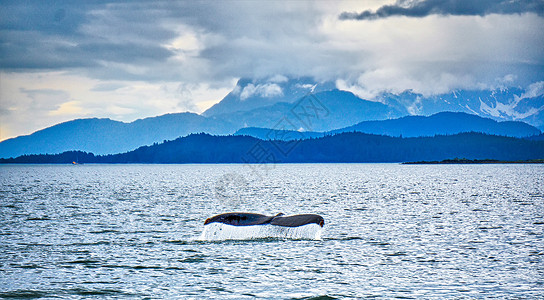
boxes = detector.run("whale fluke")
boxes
[204,212,324,227]
[204,212,273,226]
[270,214,324,227]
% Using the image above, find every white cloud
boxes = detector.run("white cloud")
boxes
[521,81,544,99]
[105,104,137,116]
[268,75,289,83]
[240,83,283,100]
[48,101,85,116]
[327,13,544,97]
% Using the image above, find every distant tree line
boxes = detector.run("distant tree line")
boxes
[1,132,543,164]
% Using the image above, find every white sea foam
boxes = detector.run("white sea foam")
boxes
[196,223,323,241]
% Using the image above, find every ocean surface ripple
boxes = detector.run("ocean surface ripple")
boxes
[1,164,543,299]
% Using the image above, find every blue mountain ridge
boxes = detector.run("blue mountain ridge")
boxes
[217,89,404,132]
[0,113,233,158]
[0,89,405,158]
[234,112,541,140]
[3,132,543,164]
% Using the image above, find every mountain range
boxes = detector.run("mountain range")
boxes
[0,113,233,158]
[3,132,543,164]
[1,76,543,159]
[235,112,541,141]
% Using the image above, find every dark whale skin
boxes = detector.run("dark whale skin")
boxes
[204,212,324,227]
[270,214,324,227]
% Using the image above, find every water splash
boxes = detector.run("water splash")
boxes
[196,223,324,241]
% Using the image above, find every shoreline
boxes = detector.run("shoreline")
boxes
[403,158,544,165]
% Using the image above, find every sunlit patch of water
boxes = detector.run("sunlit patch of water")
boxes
[196,223,323,241]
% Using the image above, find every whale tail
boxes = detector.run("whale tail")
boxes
[198,212,325,241]
[203,212,324,227]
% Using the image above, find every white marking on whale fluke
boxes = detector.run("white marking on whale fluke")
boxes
[196,223,323,241]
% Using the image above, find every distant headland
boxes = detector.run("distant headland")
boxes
[403,158,544,164]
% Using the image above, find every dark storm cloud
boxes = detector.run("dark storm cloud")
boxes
[0,1,178,72]
[0,1,88,35]
[77,42,173,63]
[1,0,543,87]
[0,1,89,68]
[0,0,327,82]
[339,0,544,20]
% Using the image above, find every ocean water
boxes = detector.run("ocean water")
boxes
[0,163,543,299]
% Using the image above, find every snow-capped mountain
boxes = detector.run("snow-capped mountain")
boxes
[378,82,544,130]
[205,76,544,130]
[203,76,336,116]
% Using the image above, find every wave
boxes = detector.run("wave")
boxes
[0,288,139,298]
[196,223,323,241]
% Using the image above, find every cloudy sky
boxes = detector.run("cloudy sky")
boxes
[1,0,543,141]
